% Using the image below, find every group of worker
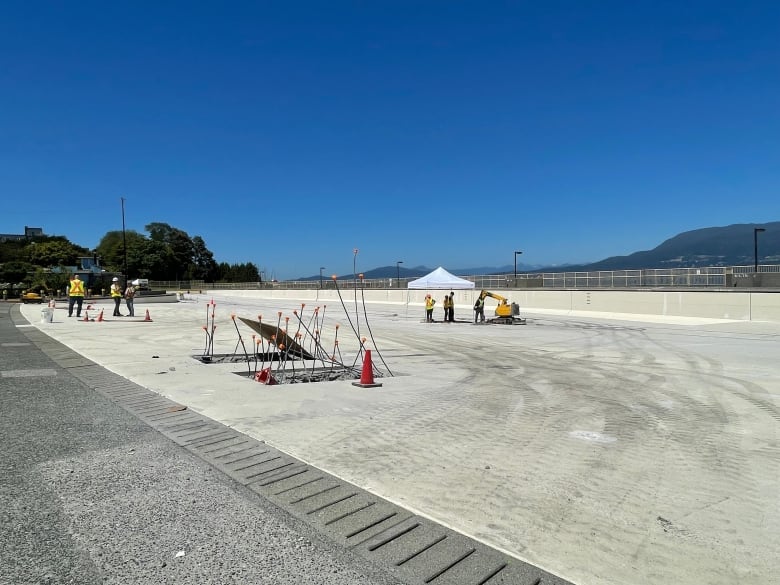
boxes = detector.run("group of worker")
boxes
[425,292,457,323]
[423,292,487,323]
[66,274,137,318]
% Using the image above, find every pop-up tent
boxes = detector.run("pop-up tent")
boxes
[407,266,475,290]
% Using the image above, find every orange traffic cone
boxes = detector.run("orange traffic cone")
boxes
[82,311,90,322]
[352,350,382,388]
[255,367,277,385]
[144,309,153,322]
[97,309,104,322]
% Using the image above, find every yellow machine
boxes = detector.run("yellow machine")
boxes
[20,292,44,304]
[477,290,526,324]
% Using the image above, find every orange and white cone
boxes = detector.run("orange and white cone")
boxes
[144,309,153,322]
[97,309,104,322]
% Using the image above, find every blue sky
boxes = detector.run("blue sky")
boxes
[2,1,779,280]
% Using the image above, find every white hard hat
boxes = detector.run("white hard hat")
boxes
[112,277,119,281]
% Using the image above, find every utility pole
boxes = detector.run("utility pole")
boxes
[121,197,128,281]
[754,227,766,273]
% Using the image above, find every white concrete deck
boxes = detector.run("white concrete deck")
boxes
[19,292,780,585]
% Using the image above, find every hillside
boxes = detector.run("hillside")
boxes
[299,222,780,280]
[555,221,780,272]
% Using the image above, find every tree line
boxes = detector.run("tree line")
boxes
[0,222,260,292]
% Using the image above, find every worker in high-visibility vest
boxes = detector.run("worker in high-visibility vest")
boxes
[110,277,123,316]
[425,294,436,322]
[67,274,85,318]
[442,294,452,322]
[474,296,485,323]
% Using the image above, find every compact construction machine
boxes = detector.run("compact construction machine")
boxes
[476,289,526,325]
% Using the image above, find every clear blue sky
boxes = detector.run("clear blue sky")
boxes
[3,1,779,279]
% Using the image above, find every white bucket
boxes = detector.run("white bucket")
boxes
[40,307,54,323]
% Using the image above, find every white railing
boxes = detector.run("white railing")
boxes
[151,265,779,291]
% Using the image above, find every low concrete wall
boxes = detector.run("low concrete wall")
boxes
[200,287,780,323]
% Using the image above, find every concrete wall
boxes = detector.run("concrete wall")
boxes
[202,287,780,323]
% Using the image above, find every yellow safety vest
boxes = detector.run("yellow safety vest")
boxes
[426,297,435,310]
[110,284,122,298]
[69,279,85,297]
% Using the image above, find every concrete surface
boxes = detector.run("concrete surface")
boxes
[16,292,780,585]
[0,303,403,585]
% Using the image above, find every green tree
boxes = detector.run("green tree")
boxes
[0,261,34,284]
[27,240,82,267]
[96,230,148,276]
[0,240,32,263]
[217,261,259,282]
[191,236,218,281]
[146,222,195,280]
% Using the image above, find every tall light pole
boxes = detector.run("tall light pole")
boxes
[514,250,523,287]
[319,266,325,289]
[754,228,766,273]
[121,197,128,281]
[396,260,403,287]
[353,248,360,337]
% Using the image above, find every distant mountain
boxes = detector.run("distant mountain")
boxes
[295,263,544,281]
[544,221,780,272]
[295,222,779,280]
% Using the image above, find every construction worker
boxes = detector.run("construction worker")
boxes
[474,295,485,323]
[448,291,455,322]
[425,294,436,322]
[67,274,85,318]
[442,293,452,322]
[124,280,137,317]
[110,277,123,316]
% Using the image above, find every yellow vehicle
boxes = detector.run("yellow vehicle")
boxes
[21,292,44,304]
[477,290,526,324]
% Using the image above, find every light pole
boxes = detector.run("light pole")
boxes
[514,250,523,287]
[396,260,403,287]
[121,197,128,281]
[754,228,766,273]
[319,266,325,289]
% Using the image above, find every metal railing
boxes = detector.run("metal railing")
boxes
[150,265,778,292]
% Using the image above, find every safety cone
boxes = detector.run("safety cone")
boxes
[82,311,90,322]
[97,309,104,322]
[255,367,277,385]
[144,309,153,322]
[352,350,382,388]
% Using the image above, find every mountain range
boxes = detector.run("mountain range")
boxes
[297,222,780,280]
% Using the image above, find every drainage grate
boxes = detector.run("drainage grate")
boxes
[15,309,575,585]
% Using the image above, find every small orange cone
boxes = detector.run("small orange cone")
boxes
[352,349,382,388]
[82,311,90,322]
[97,309,104,322]
[144,309,153,322]
[255,367,277,385]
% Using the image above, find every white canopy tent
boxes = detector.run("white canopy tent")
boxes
[407,266,475,290]
[406,267,475,320]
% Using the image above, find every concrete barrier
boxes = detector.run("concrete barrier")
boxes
[200,287,780,323]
